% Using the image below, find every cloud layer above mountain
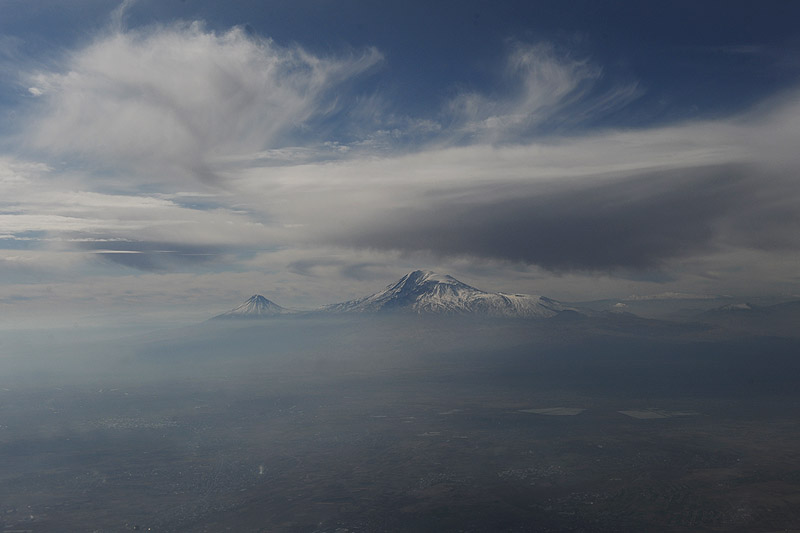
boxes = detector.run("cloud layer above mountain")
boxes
[2,4,800,325]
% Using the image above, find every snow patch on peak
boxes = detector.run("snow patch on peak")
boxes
[402,270,464,285]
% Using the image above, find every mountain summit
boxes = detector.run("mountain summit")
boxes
[213,294,291,319]
[323,270,578,318]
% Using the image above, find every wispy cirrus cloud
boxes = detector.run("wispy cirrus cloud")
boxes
[446,42,640,142]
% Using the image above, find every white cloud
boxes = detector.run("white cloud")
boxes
[0,156,50,185]
[1,190,281,248]
[25,21,382,184]
[227,115,751,237]
[0,155,285,270]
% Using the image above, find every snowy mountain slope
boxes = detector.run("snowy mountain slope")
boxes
[212,294,293,319]
[323,270,584,318]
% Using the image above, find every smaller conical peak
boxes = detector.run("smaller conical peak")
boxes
[213,293,290,319]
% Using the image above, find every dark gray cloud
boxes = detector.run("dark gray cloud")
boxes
[338,262,386,281]
[334,164,788,272]
[287,258,346,277]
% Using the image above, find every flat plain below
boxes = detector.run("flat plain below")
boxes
[1,317,799,532]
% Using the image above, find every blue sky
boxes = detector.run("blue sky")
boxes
[1,1,800,327]
[4,1,799,126]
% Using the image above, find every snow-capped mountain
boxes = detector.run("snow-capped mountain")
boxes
[212,294,292,319]
[323,270,582,318]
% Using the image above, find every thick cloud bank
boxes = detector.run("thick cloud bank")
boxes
[335,165,763,272]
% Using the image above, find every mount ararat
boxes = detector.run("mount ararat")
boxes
[212,270,587,320]
[210,270,800,339]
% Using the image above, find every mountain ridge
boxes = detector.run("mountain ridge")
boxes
[213,270,590,320]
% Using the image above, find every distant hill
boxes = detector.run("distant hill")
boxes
[699,300,800,337]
